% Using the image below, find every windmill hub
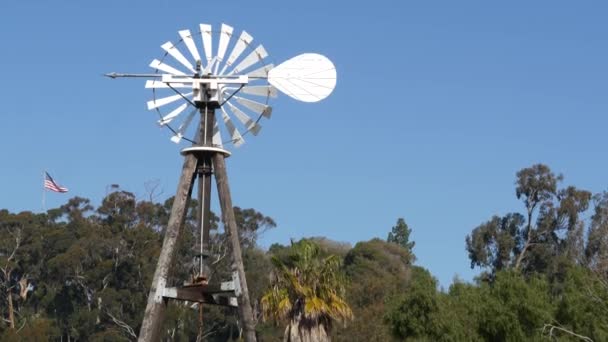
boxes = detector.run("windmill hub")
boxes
[164,74,250,105]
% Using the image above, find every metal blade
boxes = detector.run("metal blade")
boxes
[178,30,202,66]
[219,30,253,75]
[215,23,234,75]
[161,41,196,73]
[147,92,193,110]
[228,45,268,75]
[150,59,187,76]
[170,108,197,143]
[240,85,278,98]
[234,96,272,118]
[145,80,188,89]
[247,64,274,78]
[220,107,244,147]
[158,103,189,126]
[268,53,337,103]
[212,120,223,147]
[199,24,213,68]
[202,56,217,75]
[226,101,262,135]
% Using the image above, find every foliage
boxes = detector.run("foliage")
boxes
[586,192,608,274]
[466,164,592,277]
[1,163,608,341]
[476,271,553,341]
[333,238,412,342]
[0,188,278,341]
[466,214,524,272]
[554,266,608,341]
[385,266,443,340]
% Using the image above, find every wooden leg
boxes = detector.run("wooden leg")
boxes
[138,153,198,342]
[213,153,257,342]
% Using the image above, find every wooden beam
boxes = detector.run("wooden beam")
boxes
[162,287,238,307]
[213,152,257,342]
[138,150,198,342]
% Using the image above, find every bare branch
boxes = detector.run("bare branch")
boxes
[15,318,26,333]
[542,324,593,342]
[200,323,227,339]
[107,310,137,340]
[102,273,111,291]
[144,179,164,202]
[6,226,22,265]
[212,244,228,266]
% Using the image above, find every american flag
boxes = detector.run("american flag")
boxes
[44,172,68,193]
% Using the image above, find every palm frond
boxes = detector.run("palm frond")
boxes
[261,239,354,330]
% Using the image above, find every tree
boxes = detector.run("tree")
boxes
[385,267,444,341]
[586,192,608,274]
[442,280,485,341]
[466,164,591,275]
[0,221,22,330]
[513,164,560,270]
[553,266,608,341]
[0,211,48,332]
[0,188,285,340]
[334,239,412,342]
[387,218,415,257]
[234,207,276,249]
[261,240,353,342]
[466,214,524,273]
[477,271,553,341]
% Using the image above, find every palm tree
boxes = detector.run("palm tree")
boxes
[261,240,353,342]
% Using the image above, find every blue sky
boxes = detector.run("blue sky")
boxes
[1,1,607,287]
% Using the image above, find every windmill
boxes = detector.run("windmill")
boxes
[106,23,336,342]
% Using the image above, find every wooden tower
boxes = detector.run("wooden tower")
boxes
[105,22,337,342]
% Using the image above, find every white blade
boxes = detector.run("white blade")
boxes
[147,92,193,110]
[215,24,234,75]
[228,45,268,75]
[150,59,187,76]
[240,85,278,98]
[268,53,337,103]
[170,108,197,143]
[158,103,189,126]
[234,96,272,118]
[199,24,213,68]
[178,30,202,66]
[212,120,223,147]
[219,30,253,75]
[202,56,217,75]
[226,101,261,135]
[145,80,189,89]
[161,41,196,73]
[247,64,274,78]
[220,107,244,147]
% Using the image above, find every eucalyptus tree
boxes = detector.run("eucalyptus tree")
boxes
[466,164,591,275]
[586,192,608,274]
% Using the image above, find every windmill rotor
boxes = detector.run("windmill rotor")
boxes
[147,24,270,147]
[134,23,337,149]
